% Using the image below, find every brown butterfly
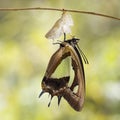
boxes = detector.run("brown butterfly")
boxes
[39,36,88,111]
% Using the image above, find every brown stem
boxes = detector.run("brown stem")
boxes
[0,7,120,21]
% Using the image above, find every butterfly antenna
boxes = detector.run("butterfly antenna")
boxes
[77,44,89,64]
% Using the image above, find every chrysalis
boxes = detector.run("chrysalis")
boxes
[45,12,73,40]
[39,37,88,111]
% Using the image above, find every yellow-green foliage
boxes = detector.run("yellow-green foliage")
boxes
[0,1,120,120]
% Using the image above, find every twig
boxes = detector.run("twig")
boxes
[0,7,120,21]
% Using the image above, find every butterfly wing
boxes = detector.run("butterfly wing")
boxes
[40,39,86,111]
[62,42,85,111]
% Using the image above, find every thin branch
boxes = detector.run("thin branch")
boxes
[0,7,120,21]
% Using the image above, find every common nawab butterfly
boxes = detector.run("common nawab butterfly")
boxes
[39,37,88,111]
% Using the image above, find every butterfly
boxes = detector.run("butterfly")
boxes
[39,36,88,111]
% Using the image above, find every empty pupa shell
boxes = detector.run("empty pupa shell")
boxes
[45,12,73,40]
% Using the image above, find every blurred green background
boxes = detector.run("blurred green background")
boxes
[0,0,120,120]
